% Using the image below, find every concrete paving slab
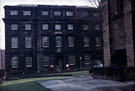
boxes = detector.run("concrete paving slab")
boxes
[38,75,134,91]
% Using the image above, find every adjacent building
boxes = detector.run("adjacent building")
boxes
[100,0,135,80]
[3,5,102,76]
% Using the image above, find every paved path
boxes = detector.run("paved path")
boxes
[38,75,134,91]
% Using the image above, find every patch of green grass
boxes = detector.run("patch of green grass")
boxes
[0,81,51,91]
[0,76,71,91]
[63,70,89,76]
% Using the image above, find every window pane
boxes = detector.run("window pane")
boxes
[67,24,73,30]
[69,55,75,65]
[43,56,50,66]
[66,11,73,16]
[84,37,89,47]
[55,24,61,30]
[42,24,49,30]
[12,56,18,68]
[56,36,62,47]
[25,24,31,30]
[95,37,101,47]
[11,37,18,48]
[11,24,18,30]
[54,11,61,16]
[23,11,31,16]
[42,11,49,16]
[10,10,18,15]
[25,37,32,48]
[26,57,32,67]
[95,24,100,30]
[42,36,49,48]
[83,24,89,30]
[68,36,74,47]
[84,55,90,65]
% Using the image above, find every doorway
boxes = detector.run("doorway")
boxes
[55,56,64,72]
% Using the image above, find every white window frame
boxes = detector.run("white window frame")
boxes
[66,11,73,16]
[67,24,73,30]
[25,24,31,30]
[11,56,18,68]
[42,11,49,16]
[54,11,61,16]
[23,10,31,16]
[25,57,32,67]
[42,36,49,48]
[10,10,18,15]
[11,24,18,30]
[83,24,89,30]
[69,55,75,65]
[56,36,62,47]
[42,24,49,30]
[43,56,50,66]
[25,37,32,48]
[11,37,18,48]
[84,37,89,47]
[55,24,61,30]
[68,36,74,47]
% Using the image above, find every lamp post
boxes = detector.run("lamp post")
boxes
[80,56,82,70]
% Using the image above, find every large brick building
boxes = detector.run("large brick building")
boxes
[3,5,102,76]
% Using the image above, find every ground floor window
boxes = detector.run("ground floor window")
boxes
[43,56,50,66]
[84,55,90,65]
[69,55,75,65]
[25,57,32,67]
[11,56,18,68]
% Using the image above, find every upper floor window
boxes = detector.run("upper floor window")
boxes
[83,24,89,30]
[68,36,74,47]
[84,55,90,65]
[95,24,100,30]
[25,57,32,67]
[67,24,73,30]
[55,24,61,30]
[25,37,32,48]
[42,11,49,16]
[95,37,101,47]
[56,36,62,47]
[10,10,18,15]
[11,56,18,68]
[42,24,49,30]
[81,11,89,17]
[43,56,50,66]
[66,11,73,16]
[11,24,18,30]
[84,37,89,47]
[23,10,31,16]
[42,36,49,48]
[25,24,31,30]
[69,55,75,65]
[54,11,61,16]
[11,37,18,48]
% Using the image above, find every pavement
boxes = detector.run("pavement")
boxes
[38,75,134,91]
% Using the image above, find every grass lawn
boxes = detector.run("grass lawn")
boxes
[0,76,71,91]
[0,70,89,91]
[62,70,89,76]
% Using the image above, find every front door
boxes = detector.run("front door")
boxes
[55,56,63,72]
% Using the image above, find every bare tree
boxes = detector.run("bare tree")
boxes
[88,0,101,7]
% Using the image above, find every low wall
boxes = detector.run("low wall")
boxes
[90,67,135,81]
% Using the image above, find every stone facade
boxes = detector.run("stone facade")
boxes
[101,0,135,67]
[3,5,102,76]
